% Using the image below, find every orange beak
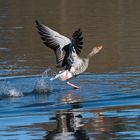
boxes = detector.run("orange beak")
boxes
[97,45,103,50]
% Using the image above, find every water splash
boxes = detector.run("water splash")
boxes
[0,81,23,97]
[6,88,23,97]
[50,70,64,81]
[33,68,55,93]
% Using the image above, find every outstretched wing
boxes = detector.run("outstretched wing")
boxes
[35,20,71,66]
[64,29,84,70]
[71,28,83,55]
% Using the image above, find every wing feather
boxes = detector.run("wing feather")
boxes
[71,29,84,55]
[35,20,71,66]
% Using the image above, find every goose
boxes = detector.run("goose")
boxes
[35,20,103,89]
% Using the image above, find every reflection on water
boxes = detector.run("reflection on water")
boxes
[44,94,89,140]
[38,90,140,140]
[0,73,140,139]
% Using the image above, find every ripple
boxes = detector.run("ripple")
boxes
[0,73,140,139]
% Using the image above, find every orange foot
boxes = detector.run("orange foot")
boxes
[66,81,80,89]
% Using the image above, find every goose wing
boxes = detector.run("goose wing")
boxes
[35,20,71,66]
[64,29,84,70]
[71,28,83,55]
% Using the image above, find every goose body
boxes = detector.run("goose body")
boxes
[36,20,103,88]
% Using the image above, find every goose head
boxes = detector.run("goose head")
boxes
[92,46,103,55]
[88,46,103,58]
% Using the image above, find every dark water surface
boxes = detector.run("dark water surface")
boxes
[0,0,140,139]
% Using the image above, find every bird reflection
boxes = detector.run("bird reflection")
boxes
[92,112,105,133]
[44,91,89,140]
[33,90,127,140]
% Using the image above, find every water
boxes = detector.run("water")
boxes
[0,73,140,139]
[0,0,140,139]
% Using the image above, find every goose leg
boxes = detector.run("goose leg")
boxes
[66,81,80,89]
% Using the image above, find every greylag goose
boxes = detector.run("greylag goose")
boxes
[36,20,103,89]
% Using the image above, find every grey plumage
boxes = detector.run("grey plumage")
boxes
[36,20,83,69]
[36,20,102,80]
